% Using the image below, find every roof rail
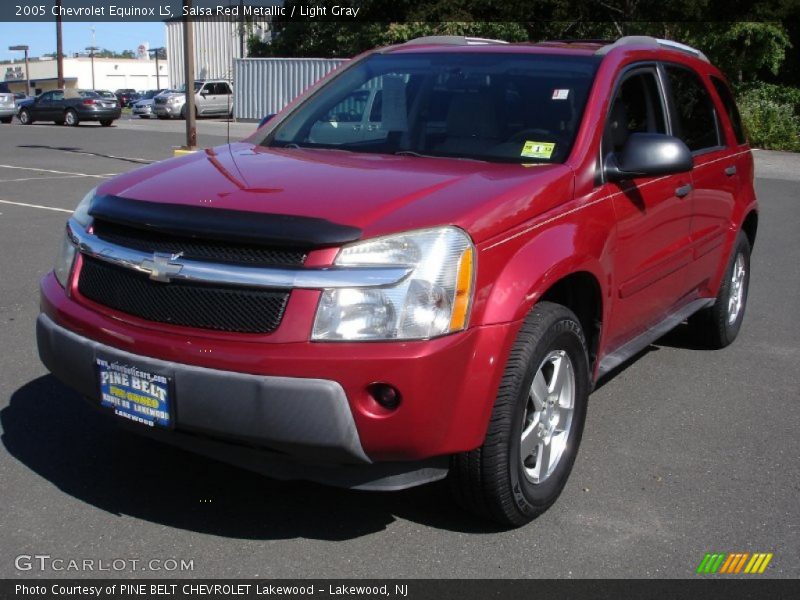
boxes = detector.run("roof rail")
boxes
[402,35,509,46]
[539,39,616,45]
[596,36,709,62]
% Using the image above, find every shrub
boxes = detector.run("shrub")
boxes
[736,85,800,152]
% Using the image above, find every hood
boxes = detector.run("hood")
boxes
[96,142,574,244]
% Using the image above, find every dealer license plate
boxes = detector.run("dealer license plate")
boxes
[97,358,172,428]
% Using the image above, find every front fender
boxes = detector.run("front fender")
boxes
[473,199,615,327]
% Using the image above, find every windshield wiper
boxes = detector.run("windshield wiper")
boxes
[394,150,435,158]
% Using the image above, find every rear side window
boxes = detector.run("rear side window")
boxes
[710,77,747,145]
[664,66,720,152]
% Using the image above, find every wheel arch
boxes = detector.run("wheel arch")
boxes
[477,218,611,372]
[741,209,758,250]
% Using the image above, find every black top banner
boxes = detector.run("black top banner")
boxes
[2,0,798,23]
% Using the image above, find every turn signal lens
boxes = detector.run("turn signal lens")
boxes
[449,247,474,331]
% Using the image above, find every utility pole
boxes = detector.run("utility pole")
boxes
[55,0,64,88]
[86,47,99,89]
[182,0,197,149]
[239,0,245,58]
[8,45,30,96]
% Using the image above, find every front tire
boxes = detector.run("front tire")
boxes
[18,109,32,125]
[65,109,79,127]
[449,302,590,527]
[0,116,11,124]
[689,232,751,348]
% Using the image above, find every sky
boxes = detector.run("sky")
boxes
[0,22,165,62]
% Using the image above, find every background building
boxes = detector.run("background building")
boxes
[1,55,169,94]
[166,17,270,87]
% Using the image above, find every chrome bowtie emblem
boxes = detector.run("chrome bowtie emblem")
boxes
[140,252,184,283]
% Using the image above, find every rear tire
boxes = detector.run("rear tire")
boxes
[18,109,32,125]
[689,232,751,349]
[100,119,113,127]
[65,109,79,127]
[449,302,590,527]
[0,116,11,124]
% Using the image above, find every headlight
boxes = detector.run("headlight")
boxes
[53,188,94,287]
[312,227,475,341]
[53,229,77,288]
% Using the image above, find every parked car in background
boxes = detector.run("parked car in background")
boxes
[18,89,122,126]
[0,91,15,123]
[132,89,168,118]
[153,80,233,119]
[14,92,32,107]
[37,36,757,527]
[94,90,118,102]
[114,88,138,108]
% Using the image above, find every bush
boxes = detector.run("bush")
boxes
[736,84,800,152]
[736,82,800,115]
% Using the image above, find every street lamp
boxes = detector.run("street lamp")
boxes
[149,47,165,89]
[86,46,99,89]
[8,45,30,96]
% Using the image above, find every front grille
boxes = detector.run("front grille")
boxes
[78,256,290,334]
[92,220,307,266]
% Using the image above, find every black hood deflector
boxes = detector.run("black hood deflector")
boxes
[89,195,362,249]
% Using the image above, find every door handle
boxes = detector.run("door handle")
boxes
[724,165,737,176]
[675,184,692,198]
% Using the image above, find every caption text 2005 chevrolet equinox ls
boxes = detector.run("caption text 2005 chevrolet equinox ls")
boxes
[38,35,757,527]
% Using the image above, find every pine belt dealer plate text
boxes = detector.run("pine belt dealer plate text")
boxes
[97,357,172,428]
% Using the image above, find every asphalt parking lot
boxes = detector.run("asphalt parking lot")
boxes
[0,117,798,579]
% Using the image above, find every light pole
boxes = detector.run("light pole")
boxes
[149,47,165,90]
[86,46,99,89]
[8,45,30,96]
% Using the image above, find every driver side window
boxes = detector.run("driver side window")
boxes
[603,69,667,156]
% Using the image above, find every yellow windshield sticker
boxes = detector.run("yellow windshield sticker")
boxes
[521,141,555,159]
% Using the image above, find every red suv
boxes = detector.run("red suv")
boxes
[38,36,757,526]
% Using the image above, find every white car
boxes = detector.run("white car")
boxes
[132,89,168,119]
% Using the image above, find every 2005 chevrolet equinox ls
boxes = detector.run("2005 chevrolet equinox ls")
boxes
[38,35,757,526]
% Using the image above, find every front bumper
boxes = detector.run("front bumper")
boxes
[132,105,153,116]
[37,312,455,490]
[37,312,370,464]
[154,103,182,117]
[41,271,519,465]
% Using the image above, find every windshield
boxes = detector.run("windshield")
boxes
[265,52,599,163]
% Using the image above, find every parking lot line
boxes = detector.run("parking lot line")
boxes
[0,175,87,183]
[0,199,73,213]
[0,164,117,179]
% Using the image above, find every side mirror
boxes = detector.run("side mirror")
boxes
[605,133,693,182]
[199,89,209,96]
